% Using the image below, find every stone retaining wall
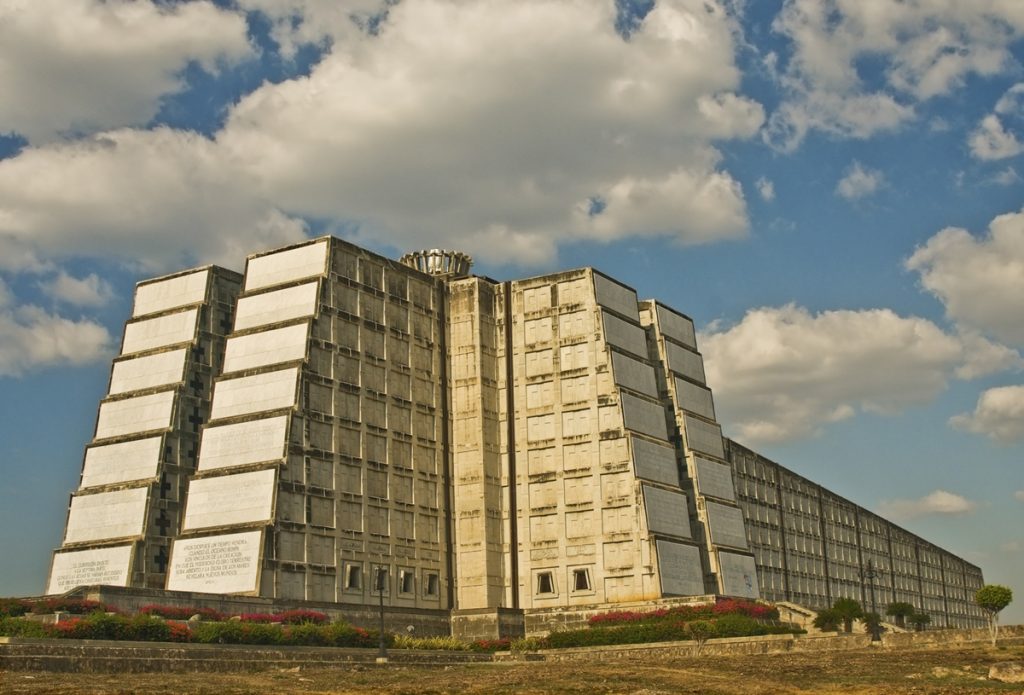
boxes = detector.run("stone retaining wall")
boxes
[0,639,491,673]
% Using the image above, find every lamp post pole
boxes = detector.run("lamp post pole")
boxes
[377,567,387,660]
[859,559,880,640]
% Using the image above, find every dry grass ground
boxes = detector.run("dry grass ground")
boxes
[2,642,1023,694]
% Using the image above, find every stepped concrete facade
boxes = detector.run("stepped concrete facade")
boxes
[47,237,986,633]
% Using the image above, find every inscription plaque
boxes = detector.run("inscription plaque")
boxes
[167,530,262,593]
[47,545,133,594]
[656,540,704,596]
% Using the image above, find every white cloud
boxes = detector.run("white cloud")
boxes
[836,161,884,200]
[40,272,114,308]
[700,304,1014,444]
[0,0,763,270]
[235,0,388,57]
[950,385,1024,443]
[906,208,1024,346]
[877,490,978,521]
[0,128,309,272]
[969,115,1024,161]
[0,0,253,143]
[0,304,112,377]
[767,0,1024,149]
[990,167,1021,186]
[756,177,775,202]
[995,83,1024,117]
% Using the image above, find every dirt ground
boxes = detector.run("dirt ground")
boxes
[2,642,1023,694]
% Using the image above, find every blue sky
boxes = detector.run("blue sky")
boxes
[1,0,1022,623]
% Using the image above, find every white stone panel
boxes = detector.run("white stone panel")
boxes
[132,269,209,318]
[631,437,678,486]
[121,308,198,355]
[108,349,187,395]
[234,281,319,331]
[656,540,705,596]
[643,485,691,538]
[693,456,736,501]
[64,487,149,543]
[665,341,706,383]
[183,468,277,530]
[718,551,760,598]
[223,323,309,374]
[244,240,328,292]
[167,530,262,594]
[602,312,648,358]
[594,273,640,321]
[611,351,658,397]
[706,501,748,549]
[210,367,299,420]
[683,414,725,458]
[47,545,133,594]
[81,437,162,488]
[620,392,669,440]
[198,416,289,471]
[95,391,175,439]
[675,378,715,419]
[657,304,696,349]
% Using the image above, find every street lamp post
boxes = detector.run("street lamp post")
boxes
[858,559,881,640]
[376,567,388,660]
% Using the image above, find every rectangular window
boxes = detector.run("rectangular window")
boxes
[536,571,555,595]
[399,569,415,595]
[424,572,440,597]
[373,566,389,594]
[572,568,591,592]
[344,564,362,591]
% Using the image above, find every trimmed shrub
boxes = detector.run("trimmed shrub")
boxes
[138,605,225,621]
[275,609,330,625]
[192,621,284,645]
[470,638,512,652]
[393,634,470,651]
[0,617,53,638]
[713,599,779,621]
[0,598,31,618]
[30,599,107,615]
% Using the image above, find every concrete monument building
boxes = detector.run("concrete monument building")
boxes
[47,237,987,632]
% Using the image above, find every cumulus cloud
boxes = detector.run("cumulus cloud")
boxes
[950,385,1024,443]
[0,303,112,377]
[766,0,1024,149]
[756,177,775,201]
[969,115,1024,161]
[877,490,978,521]
[836,161,884,200]
[0,0,253,142]
[700,304,1016,444]
[40,272,114,308]
[906,208,1024,346]
[0,0,761,271]
[0,128,310,272]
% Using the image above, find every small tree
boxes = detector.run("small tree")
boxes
[975,584,1013,647]
[812,608,840,632]
[862,612,885,641]
[687,620,716,655]
[831,598,863,634]
[885,601,915,629]
[909,612,930,632]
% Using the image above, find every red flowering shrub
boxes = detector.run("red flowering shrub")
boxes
[167,622,192,643]
[470,638,512,652]
[712,599,779,621]
[237,612,278,623]
[31,599,108,615]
